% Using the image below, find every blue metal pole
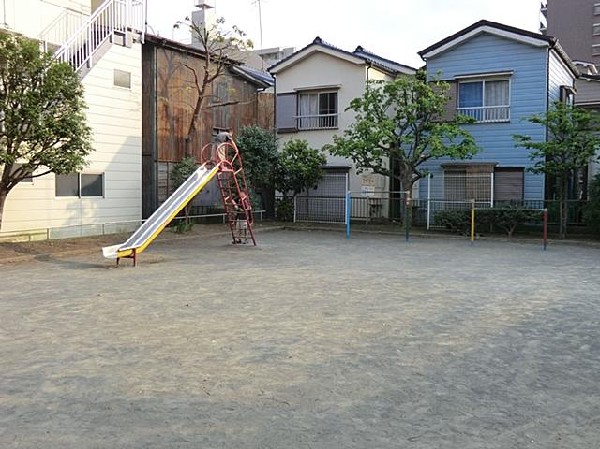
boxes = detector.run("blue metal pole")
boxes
[345,191,351,239]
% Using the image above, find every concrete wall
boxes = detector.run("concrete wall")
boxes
[547,0,597,65]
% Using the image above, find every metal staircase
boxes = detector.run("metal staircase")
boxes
[41,0,146,73]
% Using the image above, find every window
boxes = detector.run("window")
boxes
[442,164,495,202]
[494,168,524,203]
[560,85,575,106]
[56,173,104,197]
[113,69,131,88]
[595,3,600,15]
[594,23,600,36]
[297,91,338,130]
[593,44,600,56]
[458,79,510,123]
[276,93,298,133]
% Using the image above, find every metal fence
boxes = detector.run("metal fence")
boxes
[289,170,588,228]
[293,173,349,224]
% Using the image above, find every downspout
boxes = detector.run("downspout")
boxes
[2,0,7,28]
[544,44,550,200]
[272,73,277,136]
[152,44,158,215]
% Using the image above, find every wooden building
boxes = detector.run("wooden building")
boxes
[141,35,274,218]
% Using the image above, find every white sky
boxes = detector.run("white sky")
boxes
[146,0,542,68]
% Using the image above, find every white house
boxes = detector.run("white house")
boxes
[0,0,145,239]
[268,37,416,218]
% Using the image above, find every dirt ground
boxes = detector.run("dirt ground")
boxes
[0,223,275,263]
[1,228,599,448]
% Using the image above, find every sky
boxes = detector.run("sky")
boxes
[145,0,542,68]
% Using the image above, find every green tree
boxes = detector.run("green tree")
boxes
[235,125,278,215]
[0,30,92,229]
[170,156,198,232]
[514,101,600,239]
[326,75,477,228]
[583,173,600,235]
[274,139,326,220]
[235,125,278,189]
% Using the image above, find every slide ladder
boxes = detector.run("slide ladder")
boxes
[103,135,255,265]
[210,140,256,245]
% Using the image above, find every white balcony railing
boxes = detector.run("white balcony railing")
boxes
[296,113,338,130]
[53,0,146,72]
[39,8,87,50]
[457,106,510,123]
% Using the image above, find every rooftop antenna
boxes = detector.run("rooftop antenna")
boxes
[252,0,264,50]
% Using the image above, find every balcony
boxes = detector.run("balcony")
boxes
[457,106,510,123]
[296,113,338,130]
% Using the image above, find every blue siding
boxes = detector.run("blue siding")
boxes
[420,33,557,201]
[548,50,575,104]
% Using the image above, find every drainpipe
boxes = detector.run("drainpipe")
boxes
[272,73,277,136]
[2,0,8,28]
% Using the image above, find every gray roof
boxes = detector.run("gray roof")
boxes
[269,36,416,76]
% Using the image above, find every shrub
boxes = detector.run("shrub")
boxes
[477,206,540,239]
[434,209,471,234]
[276,197,294,222]
[435,206,541,238]
[583,174,600,234]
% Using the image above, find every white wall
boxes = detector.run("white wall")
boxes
[2,0,91,44]
[276,51,395,193]
[2,43,143,233]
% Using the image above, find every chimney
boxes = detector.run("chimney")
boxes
[191,0,216,45]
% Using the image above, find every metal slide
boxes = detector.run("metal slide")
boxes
[102,164,218,265]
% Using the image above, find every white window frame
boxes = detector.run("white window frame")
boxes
[295,90,338,130]
[457,78,511,123]
[113,69,131,89]
[55,173,105,198]
[595,3,600,15]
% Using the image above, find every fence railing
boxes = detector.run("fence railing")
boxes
[296,113,338,130]
[39,8,87,50]
[457,106,510,123]
[54,0,146,72]
[290,193,589,228]
[0,210,266,243]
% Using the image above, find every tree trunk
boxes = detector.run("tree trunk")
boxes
[0,190,7,231]
[559,176,568,239]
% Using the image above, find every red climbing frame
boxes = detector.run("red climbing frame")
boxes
[200,137,257,246]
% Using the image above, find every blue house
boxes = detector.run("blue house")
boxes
[417,20,578,205]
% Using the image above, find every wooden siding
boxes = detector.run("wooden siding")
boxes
[141,41,273,217]
[144,44,273,162]
[146,45,273,164]
[422,33,554,201]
